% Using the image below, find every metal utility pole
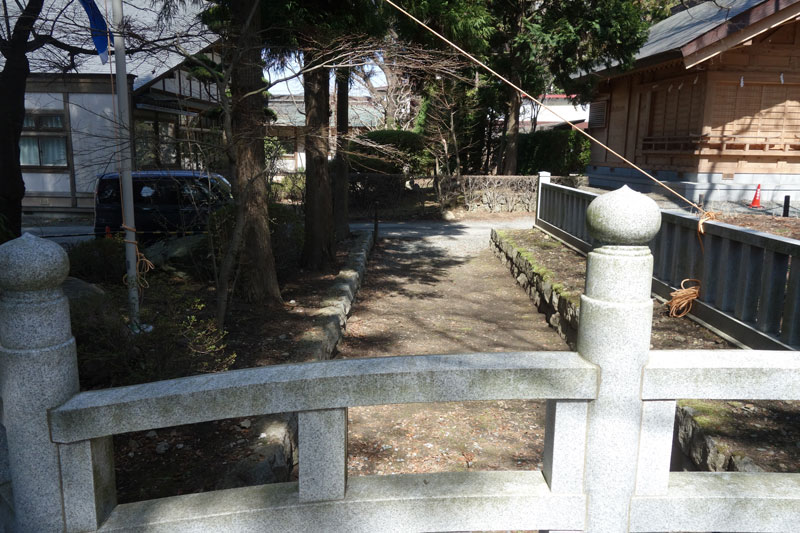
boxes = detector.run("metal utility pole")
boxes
[111,0,141,327]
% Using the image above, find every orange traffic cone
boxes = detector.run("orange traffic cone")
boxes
[749,184,763,208]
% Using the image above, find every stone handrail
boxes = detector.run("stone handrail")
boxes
[50,351,597,443]
[643,349,800,399]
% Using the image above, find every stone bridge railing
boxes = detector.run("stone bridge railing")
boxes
[0,188,798,532]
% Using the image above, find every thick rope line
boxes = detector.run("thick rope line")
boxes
[382,0,708,217]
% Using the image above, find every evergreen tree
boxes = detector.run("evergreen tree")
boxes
[262,0,384,270]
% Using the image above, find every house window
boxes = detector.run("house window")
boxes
[135,119,178,169]
[588,100,608,129]
[19,113,68,167]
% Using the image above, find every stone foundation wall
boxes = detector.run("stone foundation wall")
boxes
[490,229,579,349]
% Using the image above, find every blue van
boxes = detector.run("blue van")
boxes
[93,170,232,240]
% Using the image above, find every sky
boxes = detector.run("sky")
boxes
[266,58,385,97]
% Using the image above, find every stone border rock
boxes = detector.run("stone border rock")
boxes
[295,230,374,362]
[490,229,579,349]
[675,404,764,473]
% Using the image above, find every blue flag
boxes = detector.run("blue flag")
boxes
[77,0,112,64]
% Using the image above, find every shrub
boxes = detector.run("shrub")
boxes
[71,279,236,389]
[68,237,127,284]
[348,174,407,210]
[348,129,430,175]
[518,128,590,176]
[271,172,305,204]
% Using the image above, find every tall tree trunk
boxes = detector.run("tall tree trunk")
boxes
[333,67,350,241]
[302,53,334,270]
[0,0,45,243]
[502,84,521,175]
[450,110,461,177]
[483,110,495,174]
[230,0,282,304]
[383,65,400,129]
[0,56,27,243]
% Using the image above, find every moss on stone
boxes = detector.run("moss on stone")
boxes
[679,399,735,433]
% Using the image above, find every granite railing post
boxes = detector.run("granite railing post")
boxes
[579,186,662,533]
[0,234,81,531]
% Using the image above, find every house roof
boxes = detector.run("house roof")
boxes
[3,1,213,91]
[269,95,384,129]
[585,0,800,78]
[635,0,763,64]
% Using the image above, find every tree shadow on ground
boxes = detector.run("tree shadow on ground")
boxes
[339,238,566,357]
[361,239,469,299]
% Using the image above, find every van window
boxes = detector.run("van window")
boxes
[135,179,179,204]
[179,181,212,206]
[96,179,120,204]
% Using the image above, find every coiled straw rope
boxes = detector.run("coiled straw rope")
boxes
[666,279,701,318]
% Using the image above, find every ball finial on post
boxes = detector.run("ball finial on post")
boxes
[0,232,69,293]
[0,233,79,530]
[578,186,662,533]
[0,233,71,350]
[586,185,661,246]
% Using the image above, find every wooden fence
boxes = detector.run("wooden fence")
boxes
[535,175,800,350]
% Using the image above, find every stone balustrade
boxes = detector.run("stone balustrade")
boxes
[0,188,798,532]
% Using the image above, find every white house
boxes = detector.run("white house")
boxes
[14,1,214,214]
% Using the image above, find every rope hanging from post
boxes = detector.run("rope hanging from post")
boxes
[665,210,718,313]
[121,224,155,294]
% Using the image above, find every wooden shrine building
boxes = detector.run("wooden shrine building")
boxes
[583,0,800,205]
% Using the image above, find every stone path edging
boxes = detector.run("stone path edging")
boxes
[295,230,374,362]
[675,404,764,472]
[217,232,374,488]
[490,229,579,349]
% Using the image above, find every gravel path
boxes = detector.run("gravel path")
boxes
[337,218,565,481]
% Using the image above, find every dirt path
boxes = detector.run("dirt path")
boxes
[336,223,567,477]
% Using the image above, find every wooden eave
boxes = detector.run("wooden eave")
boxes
[25,72,134,94]
[132,41,219,97]
[575,54,684,85]
[681,0,800,68]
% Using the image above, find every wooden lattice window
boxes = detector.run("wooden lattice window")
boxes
[709,83,800,146]
[588,100,607,129]
[648,83,703,138]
